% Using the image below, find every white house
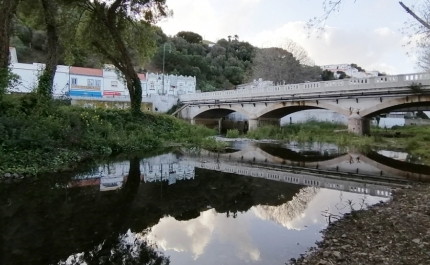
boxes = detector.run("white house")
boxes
[69,66,103,97]
[321,64,379,79]
[144,72,196,96]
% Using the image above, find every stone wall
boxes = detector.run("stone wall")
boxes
[71,99,152,111]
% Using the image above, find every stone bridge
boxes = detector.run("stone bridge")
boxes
[176,73,430,135]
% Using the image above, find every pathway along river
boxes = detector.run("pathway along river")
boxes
[1,141,429,265]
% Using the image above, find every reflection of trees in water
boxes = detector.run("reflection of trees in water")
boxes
[253,187,319,228]
[58,157,170,265]
[59,229,169,265]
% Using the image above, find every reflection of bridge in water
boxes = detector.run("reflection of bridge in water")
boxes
[194,142,430,182]
[68,141,430,198]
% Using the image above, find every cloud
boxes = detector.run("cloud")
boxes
[146,209,215,259]
[146,209,260,262]
[249,21,416,74]
[158,0,260,41]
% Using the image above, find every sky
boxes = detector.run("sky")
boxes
[157,0,427,75]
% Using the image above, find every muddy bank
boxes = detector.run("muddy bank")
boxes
[290,185,430,265]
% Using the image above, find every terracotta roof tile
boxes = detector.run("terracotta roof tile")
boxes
[70,67,103,77]
[138,73,146,80]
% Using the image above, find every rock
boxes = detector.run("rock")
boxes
[4,173,11,178]
[341,234,347,238]
[323,251,330,258]
[332,251,342,259]
[341,245,351,250]
[318,260,327,265]
[412,238,421,244]
[379,246,387,251]
[12,173,19,178]
[332,239,338,243]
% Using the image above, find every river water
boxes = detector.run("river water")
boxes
[1,141,429,265]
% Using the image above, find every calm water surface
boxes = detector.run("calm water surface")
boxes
[1,141,429,265]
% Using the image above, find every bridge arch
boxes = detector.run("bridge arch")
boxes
[256,101,350,120]
[191,105,252,120]
[361,95,430,117]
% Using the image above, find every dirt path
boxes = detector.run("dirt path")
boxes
[290,185,430,265]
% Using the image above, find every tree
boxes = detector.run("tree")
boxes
[69,0,170,115]
[350,63,365,72]
[261,38,315,66]
[321,69,335,81]
[37,0,60,99]
[251,47,303,84]
[251,41,321,84]
[148,34,255,91]
[176,31,202,44]
[0,0,20,97]
[336,71,348,79]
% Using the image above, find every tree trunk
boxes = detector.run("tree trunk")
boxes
[127,74,143,116]
[0,0,19,96]
[38,0,59,99]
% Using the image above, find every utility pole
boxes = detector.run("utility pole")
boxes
[162,43,171,95]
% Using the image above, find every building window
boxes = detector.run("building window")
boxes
[71,78,77,85]
[150,82,155,90]
[111,81,118,88]
[87,79,94,86]
[95,80,101,87]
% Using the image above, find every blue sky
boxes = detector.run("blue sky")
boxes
[158,0,426,74]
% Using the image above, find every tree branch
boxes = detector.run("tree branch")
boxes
[399,1,430,30]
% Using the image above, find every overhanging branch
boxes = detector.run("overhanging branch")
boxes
[399,1,430,30]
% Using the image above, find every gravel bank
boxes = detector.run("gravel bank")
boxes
[290,185,430,265]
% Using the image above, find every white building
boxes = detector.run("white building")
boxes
[7,48,197,100]
[144,72,196,96]
[9,47,18,63]
[321,64,379,79]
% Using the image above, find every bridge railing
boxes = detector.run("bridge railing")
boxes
[180,73,430,102]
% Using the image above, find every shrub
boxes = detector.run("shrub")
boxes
[226,129,240,138]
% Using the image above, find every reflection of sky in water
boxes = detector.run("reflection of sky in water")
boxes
[146,188,387,265]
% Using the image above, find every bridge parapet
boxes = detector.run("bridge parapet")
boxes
[180,73,430,103]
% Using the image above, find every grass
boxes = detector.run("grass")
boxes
[226,129,240,138]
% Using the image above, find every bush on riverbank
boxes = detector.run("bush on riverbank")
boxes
[0,94,217,175]
[246,121,346,143]
[372,125,430,163]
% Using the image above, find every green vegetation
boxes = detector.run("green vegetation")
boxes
[0,94,217,176]
[372,125,430,162]
[226,129,240,138]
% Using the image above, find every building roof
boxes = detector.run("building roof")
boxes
[70,66,103,77]
[138,73,146,81]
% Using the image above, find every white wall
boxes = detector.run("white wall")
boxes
[143,94,178,112]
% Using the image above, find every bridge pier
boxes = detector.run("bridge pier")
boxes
[348,113,370,135]
[259,118,280,127]
[248,119,259,131]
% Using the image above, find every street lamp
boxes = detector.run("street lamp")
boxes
[162,43,171,95]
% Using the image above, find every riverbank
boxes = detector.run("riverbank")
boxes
[0,94,223,177]
[290,184,430,265]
